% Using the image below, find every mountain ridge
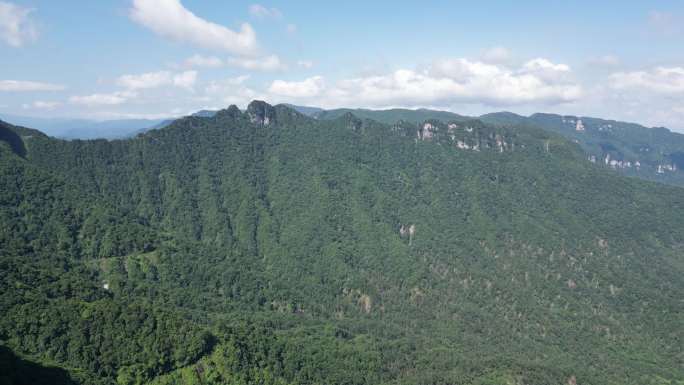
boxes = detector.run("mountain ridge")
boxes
[6,104,684,191]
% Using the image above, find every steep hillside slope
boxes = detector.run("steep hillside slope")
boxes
[481,112,684,186]
[1,102,683,385]
[307,105,684,187]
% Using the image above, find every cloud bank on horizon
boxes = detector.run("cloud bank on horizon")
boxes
[0,0,683,131]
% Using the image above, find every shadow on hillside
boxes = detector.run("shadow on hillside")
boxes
[0,124,27,157]
[0,345,76,385]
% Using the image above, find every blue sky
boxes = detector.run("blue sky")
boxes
[1,0,684,131]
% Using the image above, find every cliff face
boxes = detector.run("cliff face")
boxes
[480,111,684,186]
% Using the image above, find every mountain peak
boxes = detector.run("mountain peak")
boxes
[214,105,241,119]
[338,111,363,130]
[247,100,276,125]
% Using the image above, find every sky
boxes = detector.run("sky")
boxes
[1,0,684,131]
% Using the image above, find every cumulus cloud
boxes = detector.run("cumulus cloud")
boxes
[249,4,282,19]
[184,54,223,68]
[204,75,260,105]
[520,58,570,83]
[227,55,286,71]
[173,71,197,89]
[262,57,581,109]
[268,76,325,98]
[430,59,502,80]
[0,1,37,47]
[321,58,579,108]
[117,71,172,90]
[563,66,684,130]
[0,80,65,91]
[130,0,258,55]
[117,70,197,90]
[520,58,571,83]
[69,70,197,109]
[609,67,684,93]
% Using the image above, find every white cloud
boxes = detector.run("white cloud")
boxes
[173,70,197,89]
[430,58,503,80]
[130,0,258,55]
[286,24,297,34]
[268,76,324,98]
[205,75,251,94]
[227,54,286,71]
[265,58,581,108]
[522,58,570,73]
[26,100,60,110]
[117,71,172,90]
[609,67,684,93]
[249,4,282,19]
[0,80,65,91]
[69,70,197,109]
[117,70,197,90]
[427,58,577,105]
[0,1,37,47]
[69,92,133,106]
[562,67,684,131]
[481,46,510,64]
[297,60,313,69]
[519,58,571,83]
[205,75,259,106]
[184,54,223,68]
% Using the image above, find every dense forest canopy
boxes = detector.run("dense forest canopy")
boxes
[0,101,682,385]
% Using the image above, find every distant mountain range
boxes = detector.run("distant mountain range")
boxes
[287,105,684,187]
[0,109,228,140]
[3,105,684,187]
[0,113,167,140]
[480,112,684,187]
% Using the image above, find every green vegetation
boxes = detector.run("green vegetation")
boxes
[481,111,684,187]
[0,345,77,385]
[0,101,682,384]
[304,105,684,187]
[313,106,469,124]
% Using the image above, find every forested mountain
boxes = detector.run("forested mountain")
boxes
[1,101,683,385]
[281,104,324,117]
[480,112,684,187]
[312,107,469,124]
[291,105,684,187]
